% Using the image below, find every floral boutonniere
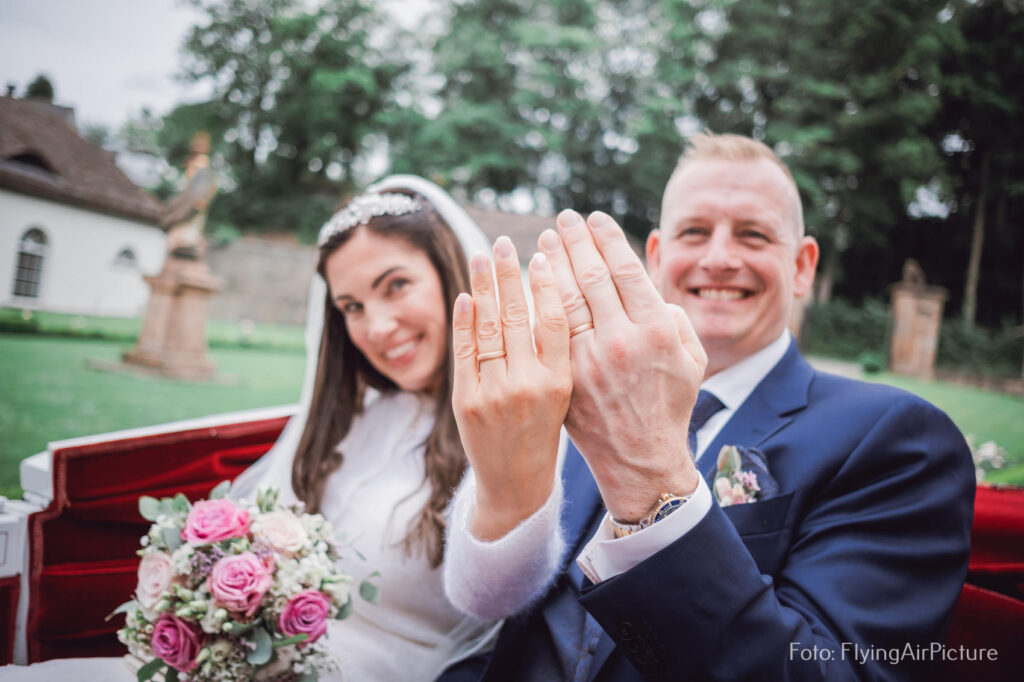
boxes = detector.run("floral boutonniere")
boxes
[713,445,778,507]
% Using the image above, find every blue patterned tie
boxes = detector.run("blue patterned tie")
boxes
[688,389,725,458]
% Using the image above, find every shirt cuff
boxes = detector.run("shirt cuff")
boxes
[576,475,713,584]
[443,469,566,621]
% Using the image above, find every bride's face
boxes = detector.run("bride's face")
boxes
[325,228,449,394]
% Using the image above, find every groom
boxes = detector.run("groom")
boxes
[441,133,974,680]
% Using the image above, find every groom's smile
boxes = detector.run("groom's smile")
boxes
[646,157,817,376]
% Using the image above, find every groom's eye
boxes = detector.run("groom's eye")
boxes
[678,226,708,238]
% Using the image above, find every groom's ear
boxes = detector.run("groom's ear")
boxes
[792,235,819,298]
[646,229,662,280]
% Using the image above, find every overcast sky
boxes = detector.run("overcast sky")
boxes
[0,0,433,133]
[0,0,213,130]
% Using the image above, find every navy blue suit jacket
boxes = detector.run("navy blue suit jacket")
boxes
[439,343,974,681]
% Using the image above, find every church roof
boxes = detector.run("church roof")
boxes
[0,95,164,224]
[463,204,645,260]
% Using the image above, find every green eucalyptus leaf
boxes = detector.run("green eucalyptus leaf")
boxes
[159,498,176,518]
[336,595,354,620]
[727,446,742,474]
[172,493,191,513]
[162,526,183,551]
[136,657,163,682]
[138,497,160,522]
[106,599,136,622]
[272,633,309,648]
[359,576,381,605]
[716,445,740,477]
[165,666,180,682]
[209,480,231,499]
[225,618,258,636]
[246,627,273,665]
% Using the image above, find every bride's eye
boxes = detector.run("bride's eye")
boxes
[387,278,410,295]
[341,301,363,315]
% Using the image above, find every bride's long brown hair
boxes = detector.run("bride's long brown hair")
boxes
[292,192,471,567]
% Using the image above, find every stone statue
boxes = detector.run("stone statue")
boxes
[122,132,223,380]
[161,132,218,261]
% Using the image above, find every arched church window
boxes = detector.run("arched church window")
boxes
[113,247,137,269]
[12,227,48,298]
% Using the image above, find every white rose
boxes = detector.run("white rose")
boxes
[254,511,308,556]
[136,551,175,610]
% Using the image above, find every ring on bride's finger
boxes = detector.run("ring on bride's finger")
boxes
[477,350,507,362]
[569,321,595,338]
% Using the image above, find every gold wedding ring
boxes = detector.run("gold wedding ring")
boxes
[477,350,507,362]
[569,321,595,338]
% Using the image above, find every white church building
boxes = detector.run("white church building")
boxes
[0,94,166,317]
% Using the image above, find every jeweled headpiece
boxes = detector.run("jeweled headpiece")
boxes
[317,192,422,246]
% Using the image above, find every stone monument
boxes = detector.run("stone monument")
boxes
[122,133,223,380]
[889,259,948,380]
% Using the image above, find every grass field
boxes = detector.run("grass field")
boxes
[0,307,304,350]
[2,330,1021,499]
[0,333,304,497]
[864,372,1024,485]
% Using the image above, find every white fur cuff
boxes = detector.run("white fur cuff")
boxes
[443,471,566,621]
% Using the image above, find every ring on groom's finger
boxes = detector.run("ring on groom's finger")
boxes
[569,322,595,338]
[477,350,507,362]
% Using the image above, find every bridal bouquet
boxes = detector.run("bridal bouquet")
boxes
[113,483,377,682]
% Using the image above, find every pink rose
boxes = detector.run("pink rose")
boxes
[150,614,201,672]
[254,511,308,557]
[182,499,251,545]
[208,552,273,618]
[136,552,175,610]
[278,590,331,647]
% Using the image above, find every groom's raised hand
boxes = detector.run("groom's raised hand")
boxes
[539,210,707,523]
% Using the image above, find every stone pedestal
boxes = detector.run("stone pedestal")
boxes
[123,258,223,380]
[889,260,947,380]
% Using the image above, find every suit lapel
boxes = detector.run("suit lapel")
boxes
[700,342,814,488]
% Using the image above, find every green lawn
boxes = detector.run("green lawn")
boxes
[2,331,1022,499]
[864,372,1024,486]
[0,307,304,350]
[0,333,304,497]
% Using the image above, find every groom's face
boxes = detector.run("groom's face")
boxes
[647,158,817,373]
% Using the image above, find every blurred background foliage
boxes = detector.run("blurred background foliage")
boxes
[105,0,1022,343]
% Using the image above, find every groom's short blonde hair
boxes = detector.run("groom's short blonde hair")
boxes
[674,132,805,237]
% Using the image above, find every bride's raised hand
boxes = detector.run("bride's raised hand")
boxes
[452,236,571,540]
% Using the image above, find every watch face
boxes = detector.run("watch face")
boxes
[652,497,684,523]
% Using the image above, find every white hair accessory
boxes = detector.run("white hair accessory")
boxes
[316,192,422,246]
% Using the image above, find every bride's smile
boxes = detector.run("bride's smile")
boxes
[325,228,448,394]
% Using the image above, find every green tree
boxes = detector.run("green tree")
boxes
[935,0,1024,327]
[174,0,409,238]
[25,73,54,101]
[646,0,956,301]
[393,0,653,231]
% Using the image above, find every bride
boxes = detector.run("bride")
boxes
[3,175,499,681]
[231,174,498,680]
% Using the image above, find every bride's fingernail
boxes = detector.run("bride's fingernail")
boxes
[588,211,613,229]
[456,293,472,312]
[539,229,560,251]
[557,209,582,228]
[531,252,550,271]
[471,253,488,274]
[495,236,513,259]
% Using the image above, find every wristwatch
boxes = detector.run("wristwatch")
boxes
[610,492,693,539]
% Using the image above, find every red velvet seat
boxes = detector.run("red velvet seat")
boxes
[21,413,289,663]
[7,424,1024,676]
